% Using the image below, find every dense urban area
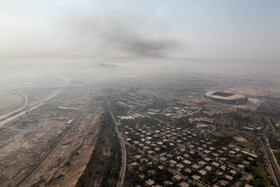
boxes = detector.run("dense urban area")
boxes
[1,75,280,187]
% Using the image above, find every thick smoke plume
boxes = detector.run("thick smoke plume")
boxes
[64,15,185,58]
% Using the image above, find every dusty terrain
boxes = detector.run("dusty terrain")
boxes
[0,86,101,187]
[0,91,24,116]
[21,106,103,187]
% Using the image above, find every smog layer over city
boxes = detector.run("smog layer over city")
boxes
[1,1,280,187]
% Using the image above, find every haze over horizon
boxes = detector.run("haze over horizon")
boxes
[1,0,280,78]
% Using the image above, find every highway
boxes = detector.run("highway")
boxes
[0,77,70,127]
[107,102,127,187]
[261,118,280,185]
[260,138,279,186]
[0,91,28,126]
[262,137,280,186]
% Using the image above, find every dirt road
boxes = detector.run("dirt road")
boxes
[18,105,103,187]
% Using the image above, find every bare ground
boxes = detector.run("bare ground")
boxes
[0,91,24,116]
[20,106,103,187]
[0,108,80,187]
[0,87,101,187]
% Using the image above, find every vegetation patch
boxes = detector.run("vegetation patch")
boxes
[273,151,280,166]
[76,109,121,187]
[249,161,270,187]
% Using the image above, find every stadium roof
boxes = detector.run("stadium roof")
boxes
[205,91,246,101]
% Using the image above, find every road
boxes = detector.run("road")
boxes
[262,136,280,186]
[0,90,28,125]
[107,102,127,187]
[219,125,280,186]
[260,138,279,186]
[0,77,70,127]
[261,118,280,186]
[15,109,88,187]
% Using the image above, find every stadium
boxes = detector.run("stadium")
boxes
[204,91,248,105]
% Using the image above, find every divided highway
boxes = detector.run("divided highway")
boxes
[0,91,28,126]
[0,77,70,127]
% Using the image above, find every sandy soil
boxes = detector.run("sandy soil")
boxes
[21,106,103,187]
[0,87,99,187]
[226,87,266,97]
[0,91,23,115]
[23,88,56,106]
[0,109,79,186]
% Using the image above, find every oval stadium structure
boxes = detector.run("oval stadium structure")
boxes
[204,91,248,105]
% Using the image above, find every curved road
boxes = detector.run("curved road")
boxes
[0,77,70,128]
[0,91,28,127]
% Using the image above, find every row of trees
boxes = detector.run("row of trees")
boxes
[76,110,121,187]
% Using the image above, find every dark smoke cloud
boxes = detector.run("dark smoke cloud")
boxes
[111,35,182,58]
[63,15,186,58]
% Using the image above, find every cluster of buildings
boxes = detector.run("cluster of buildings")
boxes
[121,121,258,186]
[161,105,201,119]
[116,90,155,110]
[112,89,262,186]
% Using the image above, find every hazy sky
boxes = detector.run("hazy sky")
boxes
[0,0,279,76]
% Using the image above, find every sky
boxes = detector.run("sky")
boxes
[0,0,280,76]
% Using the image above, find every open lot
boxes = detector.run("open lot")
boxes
[0,91,23,115]
[0,86,102,187]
